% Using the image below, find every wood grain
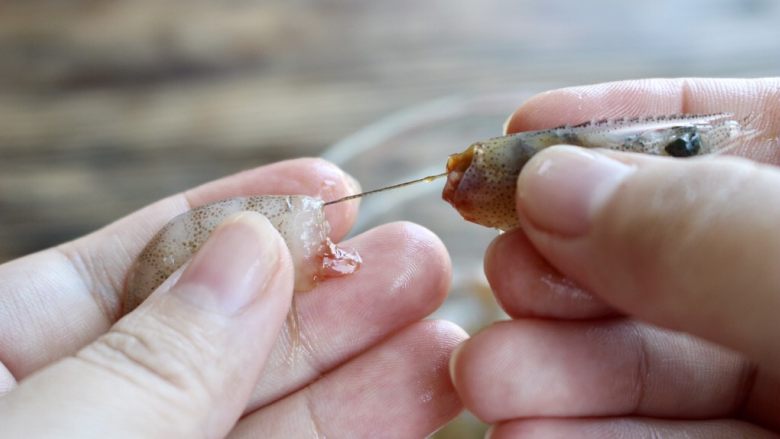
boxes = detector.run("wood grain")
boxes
[2,0,780,259]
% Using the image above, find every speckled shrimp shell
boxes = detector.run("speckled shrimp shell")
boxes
[123,195,361,313]
[442,113,753,230]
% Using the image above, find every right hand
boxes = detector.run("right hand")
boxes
[450,78,780,437]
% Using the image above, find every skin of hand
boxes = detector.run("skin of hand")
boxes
[449,78,780,438]
[0,158,466,438]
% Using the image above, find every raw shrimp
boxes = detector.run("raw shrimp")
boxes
[442,113,753,230]
[123,195,360,313]
[122,114,751,312]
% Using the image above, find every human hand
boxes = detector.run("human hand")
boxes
[450,78,780,437]
[0,159,465,438]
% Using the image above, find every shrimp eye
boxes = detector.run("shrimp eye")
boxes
[664,132,701,157]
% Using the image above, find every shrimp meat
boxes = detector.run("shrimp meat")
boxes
[124,195,361,313]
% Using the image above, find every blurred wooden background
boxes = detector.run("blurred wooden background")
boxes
[1,0,780,259]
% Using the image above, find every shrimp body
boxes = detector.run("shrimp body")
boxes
[442,114,749,230]
[124,195,360,313]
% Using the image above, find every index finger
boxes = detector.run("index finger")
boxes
[505,78,780,164]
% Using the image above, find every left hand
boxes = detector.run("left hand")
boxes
[0,158,465,438]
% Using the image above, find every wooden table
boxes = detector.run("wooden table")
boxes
[2,0,779,259]
[2,2,779,437]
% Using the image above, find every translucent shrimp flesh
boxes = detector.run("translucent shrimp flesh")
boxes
[123,195,360,313]
[441,113,754,230]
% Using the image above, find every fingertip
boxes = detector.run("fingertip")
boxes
[429,318,470,346]
[448,341,463,386]
[501,109,517,135]
[504,87,592,134]
[484,230,533,307]
[263,157,362,243]
[446,322,521,423]
[185,157,360,242]
[503,90,554,134]
[516,146,635,237]
[173,211,292,316]
[447,332,472,404]
[382,221,453,309]
[303,156,361,200]
[504,79,685,135]
[443,320,471,382]
[302,158,362,241]
[321,221,453,321]
[0,362,16,396]
[484,228,615,320]
[484,230,528,312]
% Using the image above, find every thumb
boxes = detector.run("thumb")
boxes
[0,212,293,438]
[515,145,780,371]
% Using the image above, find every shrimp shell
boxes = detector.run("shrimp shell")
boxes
[442,113,753,230]
[123,195,361,313]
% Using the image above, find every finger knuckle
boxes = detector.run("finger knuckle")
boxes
[77,314,216,410]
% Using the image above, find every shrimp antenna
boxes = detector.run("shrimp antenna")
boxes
[324,172,448,206]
